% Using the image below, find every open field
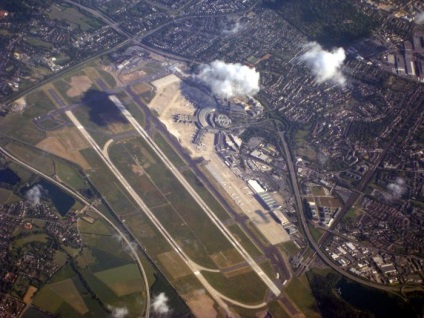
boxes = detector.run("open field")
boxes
[48,4,100,31]
[95,264,144,297]
[132,82,152,95]
[78,218,111,235]
[15,233,48,246]
[227,224,263,258]
[0,188,20,204]
[280,241,300,257]
[48,279,89,315]
[311,186,327,196]
[285,274,320,318]
[268,300,291,318]
[157,251,192,279]
[317,197,342,208]
[97,69,117,88]
[0,89,58,145]
[54,158,87,189]
[202,270,267,304]
[23,286,38,304]
[109,137,238,268]
[308,223,325,242]
[66,75,93,98]
[210,249,244,269]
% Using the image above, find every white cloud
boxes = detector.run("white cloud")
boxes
[196,60,260,98]
[415,12,424,24]
[387,177,407,199]
[26,184,45,206]
[108,306,128,318]
[223,22,242,34]
[151,293,170,315]
[300,42,346,86]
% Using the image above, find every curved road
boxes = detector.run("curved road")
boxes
[0,147,151,318]
[278,130,423,297]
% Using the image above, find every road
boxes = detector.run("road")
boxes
[277,129,423,297]
[110,94,282,297]
[0,147,151,318]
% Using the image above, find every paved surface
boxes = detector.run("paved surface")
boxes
[110,94,282,297]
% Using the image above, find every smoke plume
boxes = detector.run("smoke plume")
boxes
[26,184,45,206]
[387,178,407,199]
[108,306,129,318]
[196,60,260,98]
[151,293,170,315]
[415,12,424,24]
[300,42,346,86]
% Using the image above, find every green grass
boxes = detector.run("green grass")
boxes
[24,37,53,48]
[153,132,186,167]
[259,260,277,280]
[94,263,141,285]
[109,138,234,264]
[182,170,231,221]
[285,274,320,318]
[202,271,268,304]
[97,69,117,88]
[308,223,325,242]
[48,5,98,31]
[15,233,48,246]
[54,159,86,189]
[1,89,57,144]
[227,224,263,258]
[0,188,20,205]
[281,241,300,257]
[268,300,291,318]
[125,101,145,126]
[5,142,55,177]
[78,218,111,235]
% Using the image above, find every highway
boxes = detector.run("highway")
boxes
[110,94,282,297]
[277,130,423,296]
[0,147,151,318]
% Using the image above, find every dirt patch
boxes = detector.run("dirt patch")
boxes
[23,286,38,304]
[183,289,217,318]
[66,75,93,97]
[132,82,152,94]
[157,251,191,279]
[317,197,342,208]
[120,70,146,84]
[131,164,145,176]
[36,127,91,169]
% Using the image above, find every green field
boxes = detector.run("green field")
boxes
[48,4,101,31]
[0,188,20,204]
[15,233,48,246]
[109,138,236,268]
[227,224,263,258]
[308,223,325,242]
[54,159,86,189]
[280,241,300,257]
[285,274,320,318]
[0,89,58,145]
[202,270,268,304]
[153,132,185,167]
[94,264,144,297]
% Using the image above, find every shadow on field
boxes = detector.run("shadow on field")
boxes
[80,89,128,126]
